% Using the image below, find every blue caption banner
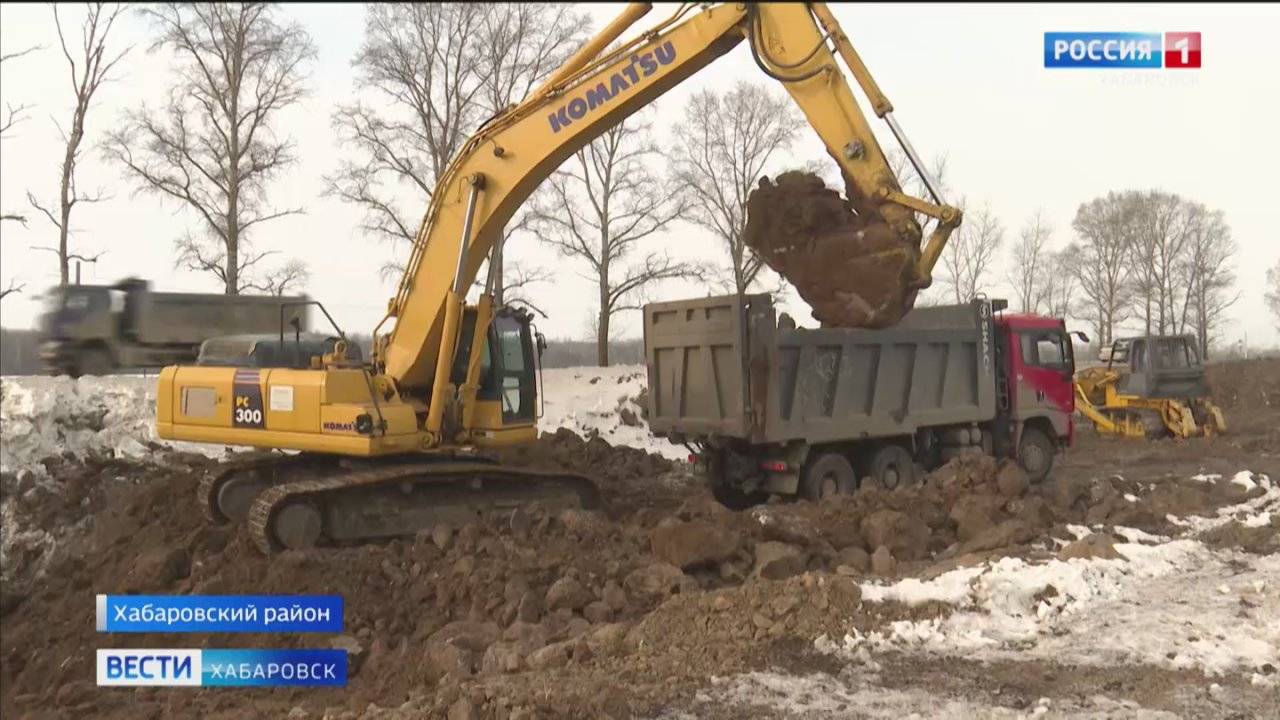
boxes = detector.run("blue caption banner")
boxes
[97,594,344,633]
[1044,32,1163,68]
[97,648,348,687]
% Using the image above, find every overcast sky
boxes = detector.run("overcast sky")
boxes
[2,3,1278,349]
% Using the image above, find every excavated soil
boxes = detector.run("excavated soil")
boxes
[3,418,1275,719]
[1,359,1277,718]
[743,171,921,328]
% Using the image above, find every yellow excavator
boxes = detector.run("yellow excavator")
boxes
[156,2,962,553]
[1074,335,1226,439]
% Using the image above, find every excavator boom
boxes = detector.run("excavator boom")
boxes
[378,2,960,406]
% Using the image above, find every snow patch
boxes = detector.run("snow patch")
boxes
[538,365,685,460]
[837,473,1280,681]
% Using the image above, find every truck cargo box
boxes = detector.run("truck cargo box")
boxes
[643,294,997,446]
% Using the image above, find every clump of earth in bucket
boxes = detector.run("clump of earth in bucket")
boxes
[743,170,921,328]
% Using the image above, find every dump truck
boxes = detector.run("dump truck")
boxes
[39,278,308,377]
[643,294,1076,502]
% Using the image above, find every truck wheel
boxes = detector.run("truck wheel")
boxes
[77,348,114,377]
[866,444,917,490]
[1017,427,1055,483]
[800,452,856,501]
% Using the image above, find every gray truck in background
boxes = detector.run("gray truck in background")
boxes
[38,278,309,377]
[643,294,1076,502]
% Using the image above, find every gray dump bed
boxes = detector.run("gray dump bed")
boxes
[138,292,309,345]
[643,294,997,445]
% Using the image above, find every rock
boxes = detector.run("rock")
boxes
[527,641,573,670]
[860,509,929,561]
[836,546,871,573]
[432,523,454,551]
[871,546,896,577]
[425,641,474,679]
[583,601,612,624]
[287,707,308,719]
[828,575,862,604]
[619,406,641,427]
[960,520,1035,554]
[1058,533,1121,560]
[448,698,479,720]
[328,634,363,656]
[624,562,688,602]
[428,621,501,653]
[509,508,534,538]
[517,590,544,622]
[602,581,628,612]
[129,547,191,588]
[480,642,522,675]
[545,577,592,612]
[753,541,807,580]
[565,616,592,639]
[585,622,629,656]
[504,577,530,603]
[770,594,799,617]
[751,612,773,629]
[712,595,733,612]
[648,520,740,569]
[948,495,1008,543]
[502,621,549,655]
[996,461,1029,497]
[558,508,606,537]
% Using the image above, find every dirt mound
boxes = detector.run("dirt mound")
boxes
[2,434,1269,719]
[743,171,920,328]
[1209,357,1280,411]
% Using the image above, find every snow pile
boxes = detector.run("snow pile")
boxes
[539,365,684,460]
[0,376,189,476]
[839,471,1280,683]
[1,367,683,477]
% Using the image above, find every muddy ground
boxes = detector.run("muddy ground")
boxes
[1,358,1277,719]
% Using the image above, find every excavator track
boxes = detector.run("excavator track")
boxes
[199,453,337,524]
[246,462,600,555]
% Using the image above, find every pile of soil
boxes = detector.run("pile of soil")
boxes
[2,430,1267,720]
[742,171,921,328]
[1208,357,1280,412]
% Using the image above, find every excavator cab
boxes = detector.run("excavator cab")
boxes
[449,305,540,431]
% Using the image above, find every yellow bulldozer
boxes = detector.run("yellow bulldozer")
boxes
[1074,335,1226,439]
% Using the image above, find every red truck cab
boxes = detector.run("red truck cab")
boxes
[994,311,1077,479]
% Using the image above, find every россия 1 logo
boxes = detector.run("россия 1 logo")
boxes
[1044,32,1201,69]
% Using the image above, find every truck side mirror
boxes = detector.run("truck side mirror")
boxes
[1071,330,1089,344]
[535,331,547,358]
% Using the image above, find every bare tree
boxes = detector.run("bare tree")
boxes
[1267,258,1280,334]
[669,82,801,297]
[1070,192,1135,346]
[25,3,126,286]
[1175,204,1236,357]
[1,44,42,296]
[0,278,25,302]
[104,3,315,294]
[0,44,42,142]
[1007,209,1052,312]
[241,258,310,296]
[938,198,1003,304]
[326,3,587,287]
[529,117,696,366]
[1126,190,1194,336]
[1039,248,1077,320]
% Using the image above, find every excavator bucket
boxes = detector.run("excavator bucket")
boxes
[743,172,922,328]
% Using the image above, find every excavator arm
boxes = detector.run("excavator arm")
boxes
[376,2,962,430]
